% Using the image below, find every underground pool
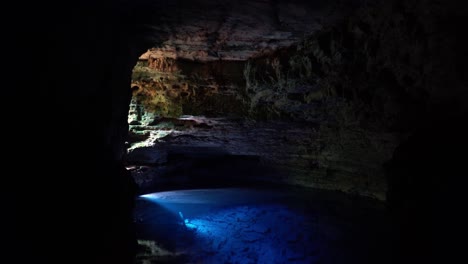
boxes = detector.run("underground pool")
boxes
[133,187,391,264]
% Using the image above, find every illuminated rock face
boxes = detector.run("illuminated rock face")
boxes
[127,0,345,120]
[126,117,394,200]
[129,59,248,118]
[127,0,357,120]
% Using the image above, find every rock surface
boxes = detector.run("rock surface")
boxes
[126,116,395,200]
[127,0,468,205]
[137,0,344,62]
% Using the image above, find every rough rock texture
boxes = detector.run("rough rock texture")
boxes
[126,116,392,200]
[136,0,346,62]
[126,0,354,119]
[127,0,409,200]
[127,0,365,119]
[127,0,468,203]
[129,59,248,118]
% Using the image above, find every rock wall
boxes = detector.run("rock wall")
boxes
[135,0,348,62]
[126,0,467,203]
[124,1,390,200]
[129,59,248,118]
[126,0,356,120]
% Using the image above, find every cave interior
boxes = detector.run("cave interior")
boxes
[7,0,467,263]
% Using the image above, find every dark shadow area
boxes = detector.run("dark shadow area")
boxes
[385,112,467,264]
[134,199,194,252]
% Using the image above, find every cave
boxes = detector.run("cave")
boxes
[8,0,467,264]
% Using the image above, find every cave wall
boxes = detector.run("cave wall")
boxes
[129,58,248,118]
[127,0,468,201]
[240,0,468,199]
[125,0,353,120]
[305,0,467,261]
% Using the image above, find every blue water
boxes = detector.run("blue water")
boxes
[134,188,390,264]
